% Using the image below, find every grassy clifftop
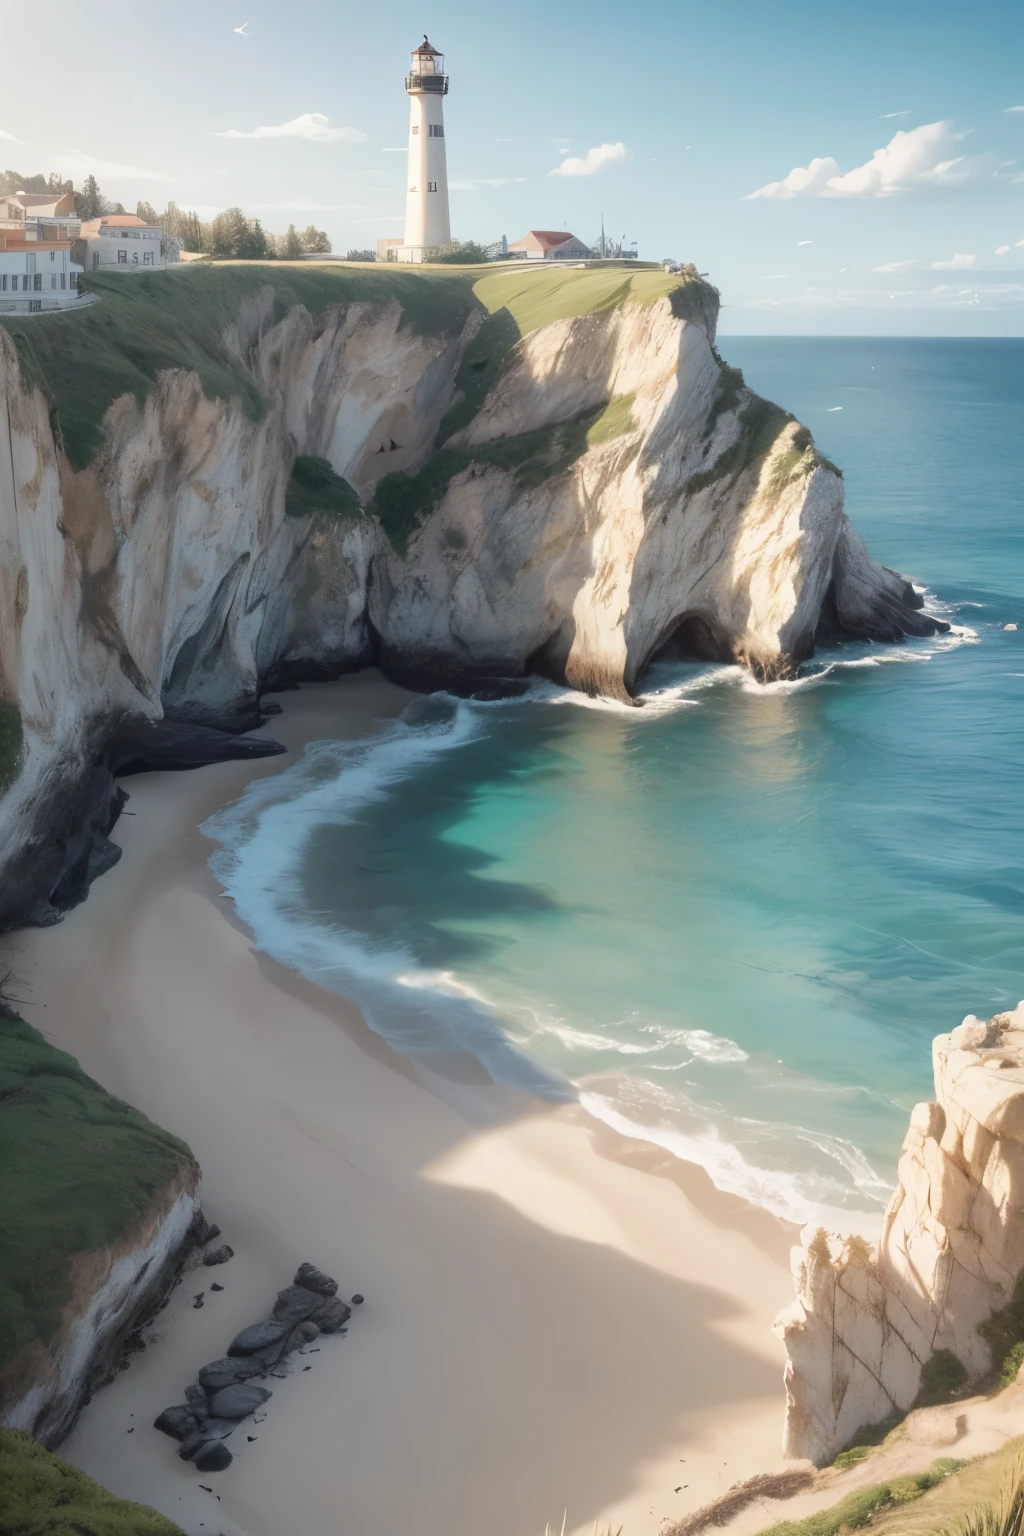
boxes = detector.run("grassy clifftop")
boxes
[0,1005,194,1374]
[0,260,714,471]
[0,1428,184,1534]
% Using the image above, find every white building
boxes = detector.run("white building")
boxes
[507,230,591,261]
[75,214,168,272]
[379,37,451,263]
[0,233,83,313]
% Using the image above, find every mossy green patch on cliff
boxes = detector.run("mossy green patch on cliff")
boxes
[0,702,22,794]
[285,455,361,520]
[0,1007,193,1370]
[0,1428,184,1535]
[373,394,636,556]
[0,263,481,471]
[685,396,795,496]
[437,305,523,444]
[471,263,716,337]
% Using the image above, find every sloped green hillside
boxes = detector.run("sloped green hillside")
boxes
[0,1428,184,1535]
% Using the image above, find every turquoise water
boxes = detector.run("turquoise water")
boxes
[205,339,1024,1225]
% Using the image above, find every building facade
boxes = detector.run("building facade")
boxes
[0,235,83,313]
[74,214,169,272]
[507,230,591,261]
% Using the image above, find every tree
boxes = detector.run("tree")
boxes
[300,225,331,254]
[431,240,489,265]
[76,175,104,219]
[136,200,159,225]
[281,224,304,260]
[345,248,376,262]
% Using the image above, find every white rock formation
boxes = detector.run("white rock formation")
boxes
[776,1003,1024,1465]
[0,276,938,925]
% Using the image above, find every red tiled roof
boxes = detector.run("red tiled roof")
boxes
[509,230,579,252]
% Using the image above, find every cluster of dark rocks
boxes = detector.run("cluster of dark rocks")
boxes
[154,1262,357,1473]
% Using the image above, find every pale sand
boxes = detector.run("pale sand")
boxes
[2,673,799,1536]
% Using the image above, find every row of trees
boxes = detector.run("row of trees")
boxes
[0,170,331,259]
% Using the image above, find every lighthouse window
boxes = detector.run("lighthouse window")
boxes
[428,124,444,137]
[428,182,438,192]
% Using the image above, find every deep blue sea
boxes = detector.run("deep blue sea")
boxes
[205,338,1024,1226]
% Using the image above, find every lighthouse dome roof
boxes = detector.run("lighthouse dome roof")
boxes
[412,36,441,55]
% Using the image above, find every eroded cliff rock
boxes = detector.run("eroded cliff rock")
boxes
[0,264,942,928]
[776,1003,1024,1465]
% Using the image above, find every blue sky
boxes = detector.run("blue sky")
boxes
[3,0,1023,333]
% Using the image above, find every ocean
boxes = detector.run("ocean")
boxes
[204,337,1024,1228]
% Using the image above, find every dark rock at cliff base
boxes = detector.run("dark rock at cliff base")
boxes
[154,1405,201,1441]
[227,1319,291,1356]
[184,1384,207,1410]
[202,1244,234,1266]
[293,1263,338,1297]
[194,1440,233,1472]
[194,1416,244,1440]
[208,1383,272,1420]
[311,1296,351,1334]
[198,1356,264,1394]
[110,718,285,779]
[273,1284,324,1325]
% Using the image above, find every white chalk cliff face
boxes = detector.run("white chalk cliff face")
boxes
[776,1003,1024,1466]
[0,277,938,927]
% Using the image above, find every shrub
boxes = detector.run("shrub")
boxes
[0,701,21,793]
[0,1429,184,1535]
[431,240,490,265]
[916,1348,969,1407]
[285,456,361,521]
[980,1272,1024,1385]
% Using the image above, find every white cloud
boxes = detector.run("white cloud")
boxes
[217,113,366,143]
[797,239,812,245]
[58,149,173,183]
[874,259,918,272]
[931,252,976,269]
[1006,106,1024,113]
[880,110,910,118]
[550,142,626,177]
[450,177,527,192]
[996,244,1011,254]
[746,121,994,201]
[0,127,24,144]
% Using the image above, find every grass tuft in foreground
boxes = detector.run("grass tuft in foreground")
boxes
[0,1428,184,1535]
[0,1007,193,1370]
[753,1459,965,1536]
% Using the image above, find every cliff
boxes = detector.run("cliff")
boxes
[776,1002,1024,1466]
[0,1006,201,1447]
[0,260,941,929]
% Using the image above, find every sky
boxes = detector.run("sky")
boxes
[2,0,1023,334]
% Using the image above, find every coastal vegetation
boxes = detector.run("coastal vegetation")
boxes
[0,702,22,794]
[0,1428,184,1534]
[372,395,635,554]
[0,1005,192,1370]
[285,456,361,521]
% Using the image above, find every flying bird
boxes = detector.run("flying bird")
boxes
[233,21,250,35]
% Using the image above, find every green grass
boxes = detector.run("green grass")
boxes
[0,262,481,470]
[0,1428,184,1534]
[685,396,794,495]
[980,1271,1024,1385]
[471,263,714,337]
[372,395,636,555]
[755,1461,965,1536]
[0,1008,193,1370]
[285,455,361,520]
[0,701,21,794]
[437,305,523,443]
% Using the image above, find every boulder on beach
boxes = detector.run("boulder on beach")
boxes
[272,1284,323,1326]
[153,1405,200,1441]
[198,1356,264,1394]
[227,1319,290,1356]
[298,1320,320,1342]
[194,1441,233,1472]
[208,1383,272,1420]
[195,1416,246,1440]
[202,1244,234,1267]
[294,1262,338,1296]
[312,1296,351,1333]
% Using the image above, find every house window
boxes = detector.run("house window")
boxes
[51,274,57,288]
[143,251,153,265]
[50,250,55,261]
[428,181,438,192]
[428,124,444,137]
[0,276,5,290]
[93,253,100,268]
[117,249,127,264]
[33,273,42,290]
[60,272,66,288]
[29,299,41,312]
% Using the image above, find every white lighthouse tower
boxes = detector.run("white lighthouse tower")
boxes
[400,36,451,262]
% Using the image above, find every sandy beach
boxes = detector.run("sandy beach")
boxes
[1,672,799,1536]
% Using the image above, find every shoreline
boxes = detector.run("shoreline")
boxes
[1,672,799,1536]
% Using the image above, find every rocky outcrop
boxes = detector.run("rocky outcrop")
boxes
[776,1002,1024,1465]
[0,271,942,929]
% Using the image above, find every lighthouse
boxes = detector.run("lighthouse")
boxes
[400,36,451,262]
